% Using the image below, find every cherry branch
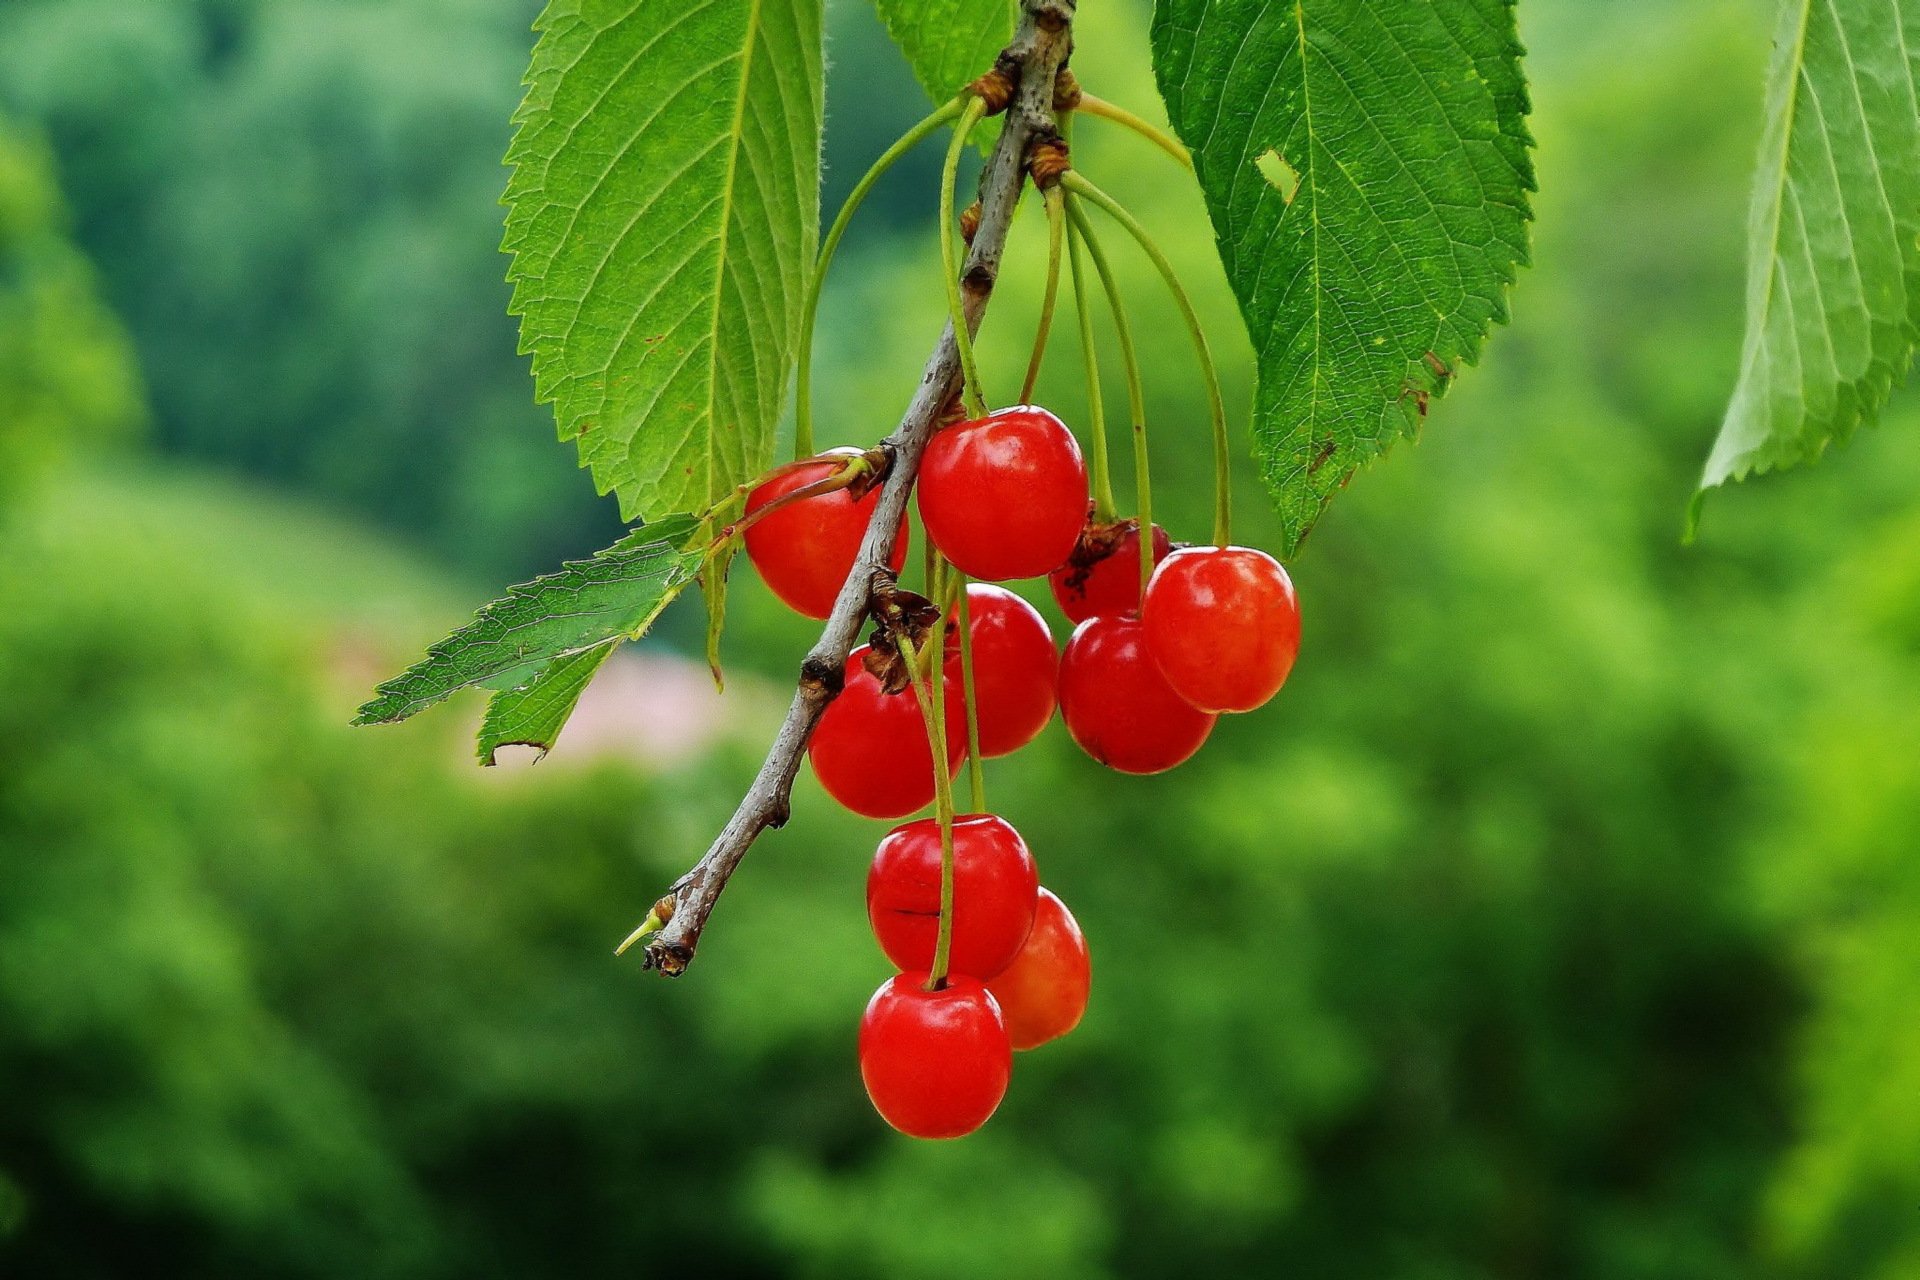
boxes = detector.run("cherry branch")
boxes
[633,0,1077,976]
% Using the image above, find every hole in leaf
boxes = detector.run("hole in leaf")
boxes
[1255,149,1299,204]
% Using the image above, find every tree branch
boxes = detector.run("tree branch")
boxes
[635,0,1076,976]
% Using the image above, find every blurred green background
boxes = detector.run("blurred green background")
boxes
[3,0,1918,1276]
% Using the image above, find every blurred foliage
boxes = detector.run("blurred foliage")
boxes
[0,115,142,499]
[0,0,950,583]
[0,0,606,579]
[1,1,1918,1279]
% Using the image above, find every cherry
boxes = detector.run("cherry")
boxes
[917,406,1089,582]
[868,813,1039,980]
[1048,517,1172,623]
[986,887,1091,1050]
[1143,546,1301,713]
[943,584,1057,757]
[859,972,1011,1139]
[809,648,965,819]
[1057,615,1216,774]
[744,448,908,620]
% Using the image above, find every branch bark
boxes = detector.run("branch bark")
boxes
[636,0,1076,976]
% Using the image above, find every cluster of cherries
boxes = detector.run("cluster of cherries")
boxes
[743,404,1300,1138]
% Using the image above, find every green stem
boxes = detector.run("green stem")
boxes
[795,96,966,458]
[1063,171,1231,547]
[1066,205,1116,521]
[1019,185,1067,405]
[1065,196,1154,600]
[901,572,960,991]
[1073,92,1194,170]
[723,453,867,545]
[953,576,986,813]
[923,526,940,602]
[940,96,990,418]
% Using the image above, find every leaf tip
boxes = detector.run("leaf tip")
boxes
[1682,486,1712,545]
[350,694,400,728]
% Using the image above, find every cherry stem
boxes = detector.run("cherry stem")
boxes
[1019,184,1067,406]
[1061,172,1231,548]
[1065,202,1117,520]
[1072,92,1193,170]
[951,575,986,812]
[718,453,869,547]
[902,554,960,992]
[1064,196,1154,601]
[941,96,991,419]
[796,96,966,459]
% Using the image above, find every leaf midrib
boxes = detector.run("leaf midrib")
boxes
[1754,0,1816,391]
[703,0,765,508]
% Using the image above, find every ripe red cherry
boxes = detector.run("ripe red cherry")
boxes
[868,814,1039,980]
[809,648,965,819]
[1048,517,1172,623]
[744,448,909,619]
[1057,615,1215,774]
[1143,546,1301,713]
[917,406,1088,581]
[859,972,1011,1139]
[986,887,1090,1050]
[943,584,1057,757]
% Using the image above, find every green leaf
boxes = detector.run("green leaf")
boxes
[1695,0,1920,514]
[475,646,615,765]
[1150,0,1534,554]
[503,0,825,522]
[874,0,1014,107]
[354,516,705,726]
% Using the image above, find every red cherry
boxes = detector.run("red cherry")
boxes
[809,648,965,819]
[867,814,1039,980]
[1057,615,1215,774]
[859,972,1011,1139]
[917,406,1088,581]
[1143,546,1301,713]
[1048,518,1172,623]
[744,448,909,619]
[987,887,1091,1050]
[943,584,1057,757]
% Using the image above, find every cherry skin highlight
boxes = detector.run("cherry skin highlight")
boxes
[808,648,965,819]
[944,584,1058,757]
[1048,517,1172,623]
[859,973,1011,1139]
[1057,615,1216,774]
[1143,546,1301,714]
[917,406,1088,581]
[867,813,1039,980]
[987,887,1091,1050]
[744,447,909,620]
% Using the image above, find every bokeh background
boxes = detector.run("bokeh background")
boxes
[3,0,1918,1275]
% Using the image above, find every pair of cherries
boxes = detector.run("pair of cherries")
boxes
[806,582,1057,819]
[1058,536,1301,774]
[859,814,1091,1139]
[746,407,1092,621]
